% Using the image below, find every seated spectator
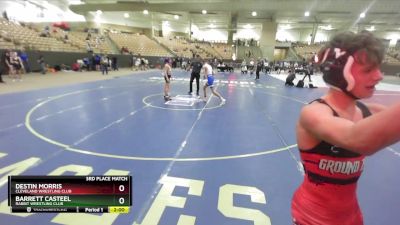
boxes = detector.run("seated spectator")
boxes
[120,46,129,54]
[60,64,71,71]
[73,60,82,71]
[82,58,90,69]
[135,58,140,70]
[42,26,50,37]
[2,11,9,21]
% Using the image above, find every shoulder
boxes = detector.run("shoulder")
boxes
[299,101,335,126]
[363,102,387,114]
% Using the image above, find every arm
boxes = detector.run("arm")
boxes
[6,58,12,69]
[19,57,25,70]
[300,102,400,155]
[189,62,193,71]
[364,102,387,114]
[168,66,172,78]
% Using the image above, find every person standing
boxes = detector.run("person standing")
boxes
[255,58,263,80]
[291,31,400,225]
[163,58,172,101]
[202,60,225,103]
[188,55,202,96]
[101,54,109,75]
[301,62,313,82]
[38,55,46,75]
[111,56,118,71]
[0,67,4,83]
[130,52,136,71]
[0,51,6,83]
[10,51,24,81]
[4,50,15,79]
[19,49,30,73]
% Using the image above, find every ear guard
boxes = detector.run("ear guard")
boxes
[320,48,357,97]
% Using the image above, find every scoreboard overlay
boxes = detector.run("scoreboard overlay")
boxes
[8,176,131,213]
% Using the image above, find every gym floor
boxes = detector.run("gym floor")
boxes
[0,69,399,225]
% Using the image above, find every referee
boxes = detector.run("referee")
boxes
[188,55,202,96]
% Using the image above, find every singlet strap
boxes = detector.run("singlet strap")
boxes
[310,98,372,118]
[356,101,372,118]
[310,98,339,116]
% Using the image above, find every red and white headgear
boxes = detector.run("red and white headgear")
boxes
[319,47,358,98]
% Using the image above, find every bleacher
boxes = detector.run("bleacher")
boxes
[212,43,233,60]
[154,36,221,59]
[154,36,195,58]
[0,18,81,52]
[0,35,16,50]
[109,33,172,57]
[293,43,323,60]
[3,18,398,68]
[50,28,113,54]
[386,47,400,65]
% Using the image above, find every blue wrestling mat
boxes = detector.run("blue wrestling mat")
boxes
[0,70,399,225]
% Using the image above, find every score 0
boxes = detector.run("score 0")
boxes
[118,184,126,192]
[115,183,129,206]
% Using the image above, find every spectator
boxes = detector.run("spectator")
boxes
[130,52,136,70]
[19,50,30,73]
[43,26,50,37]
[86,40,93,53]
[37,55,46,75]
[2,10,9,21]
[101,54,109,75]
[10,51,24,81]
[111,56,118,71]
[0,51,6,83]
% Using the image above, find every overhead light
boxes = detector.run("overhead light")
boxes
[69,0,83,5]
[95,17,101,25]
[367,25,375,31]
[304,11,310,17]
[251,11,257,17]
[143,9,149,15]
[96,10,102,15]
[281,24,292,30]
[244,24,253,29]
[209,23,216,28]
[202,10,207,14]
[320,24,333,30]
[124,13,129,18]
[174,15,179,20]
[360,12,366,18]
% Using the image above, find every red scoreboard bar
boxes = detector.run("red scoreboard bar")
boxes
[8,176,132,213]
